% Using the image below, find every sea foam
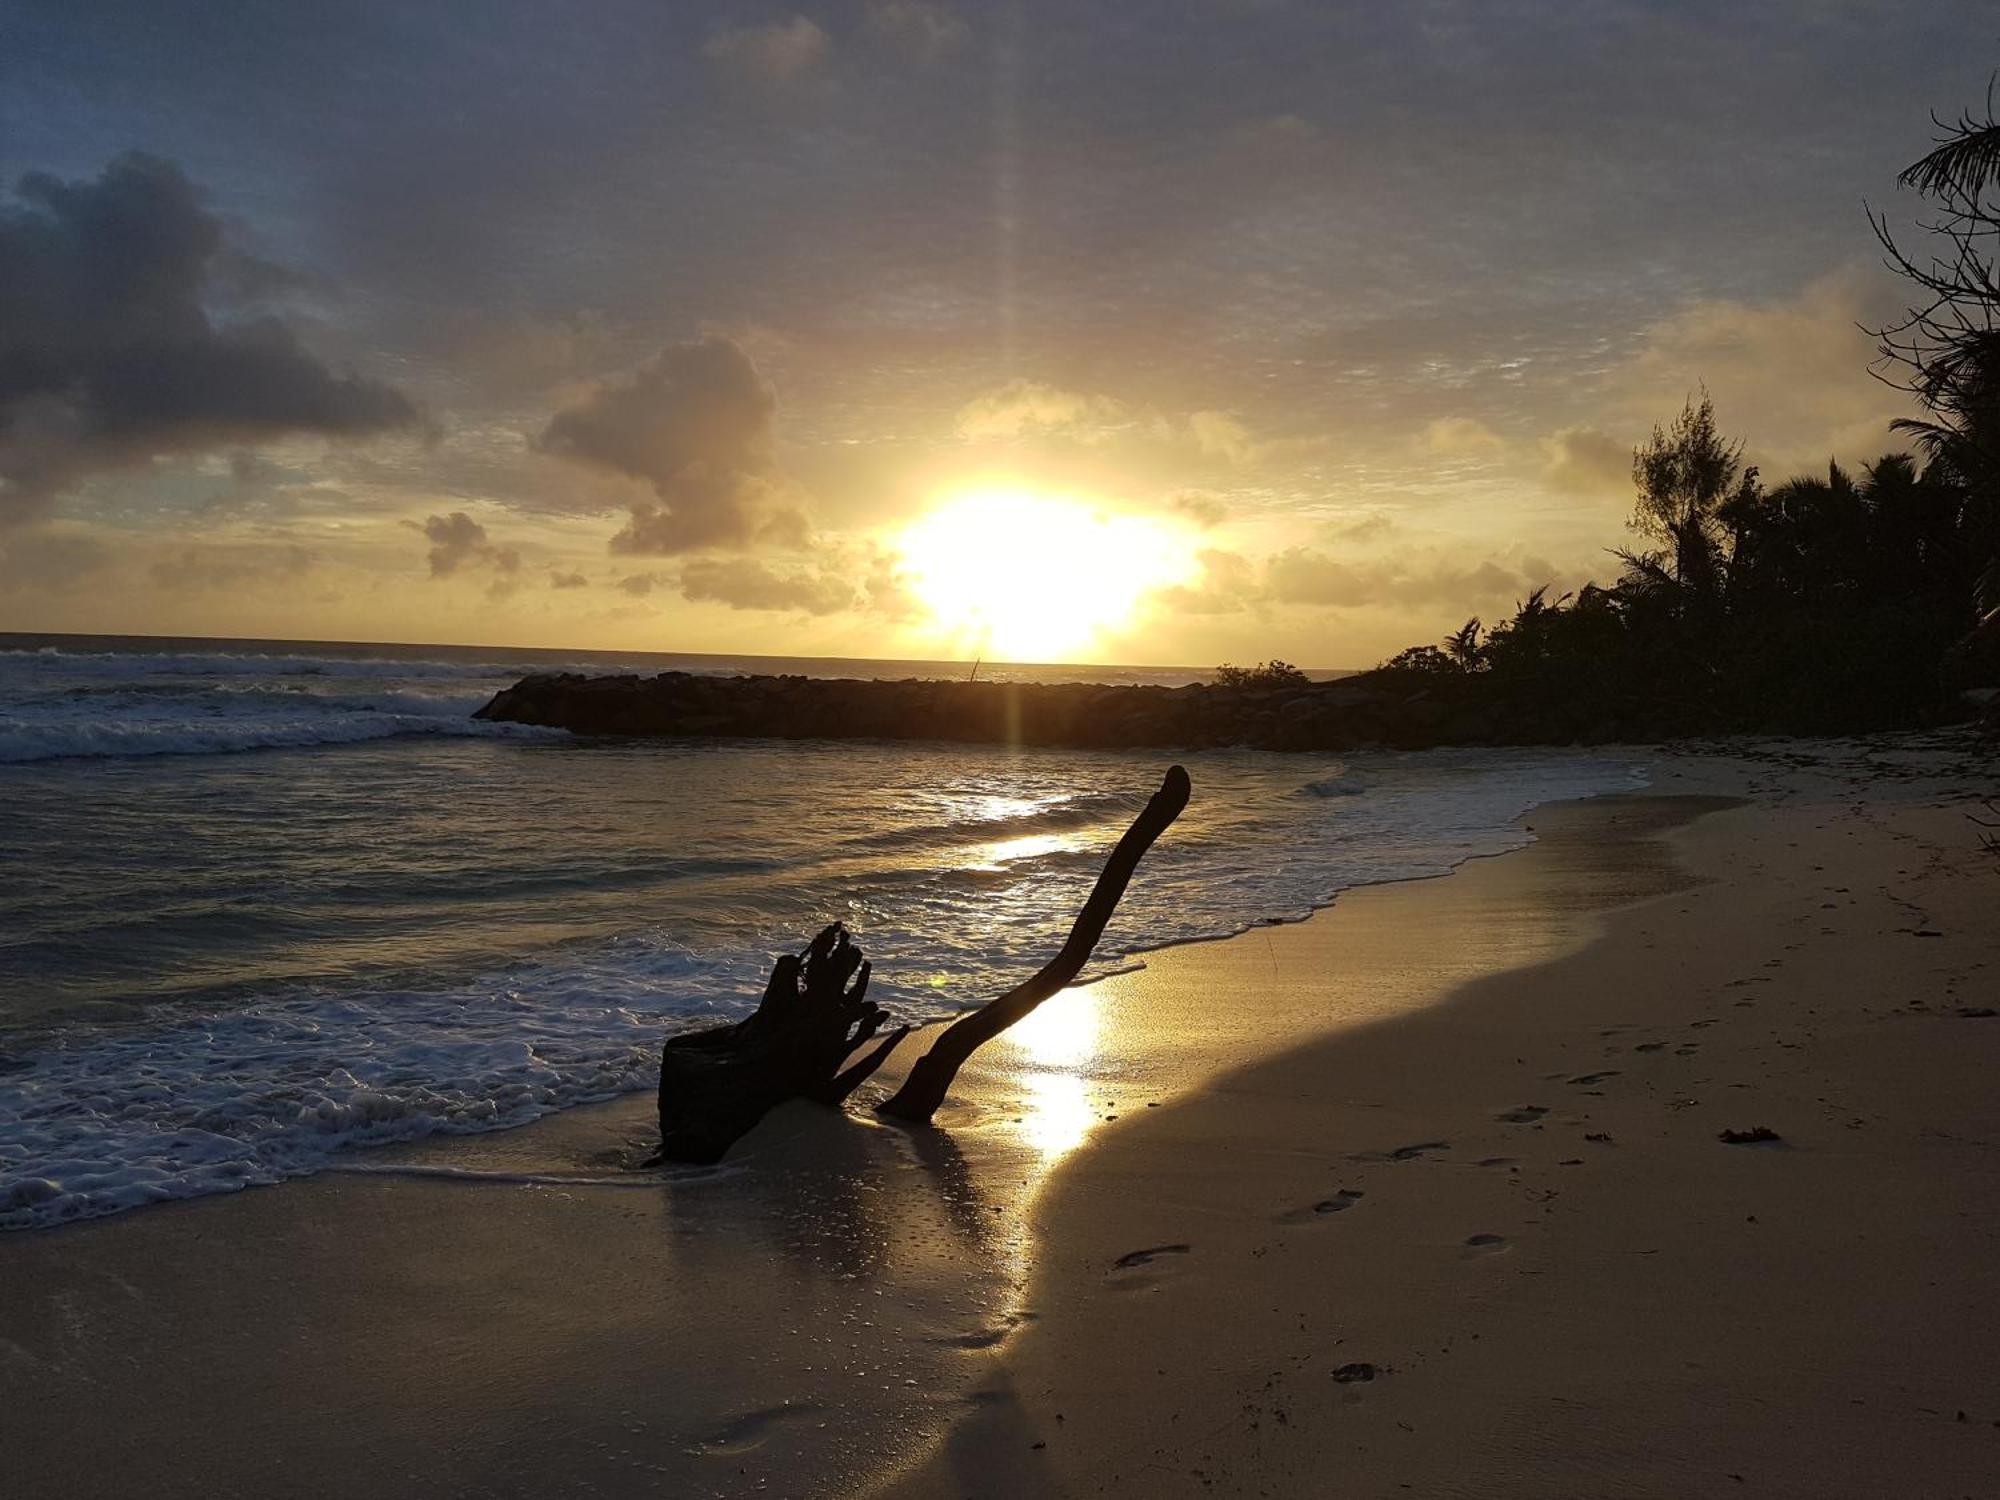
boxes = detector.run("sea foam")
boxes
[0,644,1652,1230]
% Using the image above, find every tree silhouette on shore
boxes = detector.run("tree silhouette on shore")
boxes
[1370,82,2000,737]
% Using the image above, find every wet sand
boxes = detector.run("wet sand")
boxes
[5,746,1996,1498]
[882,755,2000,1498]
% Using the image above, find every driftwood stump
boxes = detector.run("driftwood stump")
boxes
[655,764,1191,1162]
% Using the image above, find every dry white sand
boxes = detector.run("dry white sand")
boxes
[4,742,1995,1499]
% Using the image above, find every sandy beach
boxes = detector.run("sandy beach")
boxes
[882,744,2000,1498]
[5,741,1996,1499]
[12,12,2000,1496]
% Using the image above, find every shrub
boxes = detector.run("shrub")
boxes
[1213,659,1309,689]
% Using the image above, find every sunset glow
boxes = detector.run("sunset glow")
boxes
[895,486,1196,661]
[6,10,2000,1497]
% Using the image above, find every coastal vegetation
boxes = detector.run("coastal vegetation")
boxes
[1376,401,1990,735]
[1212,660,1309,689]
[1375,101,2000,737]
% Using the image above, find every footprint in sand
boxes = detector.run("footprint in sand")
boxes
[1464,1233,1509,1256]
[1633,1041,1666,1053]
[1476,1156,1517,1168]
[1389,1140,1449,1160]
[1497,1105,1548,1124]
[1348,1141,1451,1163]
[1113,1243,1192,1269]
[936,1312,1039,1349]
[1567,1070,1620,1087]
[692,1403,829,1457]
[1279,1189,1365,1224]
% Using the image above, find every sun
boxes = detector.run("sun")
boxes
[894,483,1197,661]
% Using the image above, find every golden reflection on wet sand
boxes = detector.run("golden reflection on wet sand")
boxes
[991,985,1103,1159]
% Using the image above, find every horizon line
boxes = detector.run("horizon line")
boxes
[0,628,1358,678]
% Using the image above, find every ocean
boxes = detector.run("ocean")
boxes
[0,634,1649,1230]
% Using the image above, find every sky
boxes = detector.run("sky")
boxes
[0,1,1994,668]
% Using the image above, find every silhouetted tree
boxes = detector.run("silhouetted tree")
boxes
[1355,85,2000,737]
[1377,643,1463,676]
[1445,617,1484,670]
[1214,660,1308,688]
[1871,84,2000,627]
[1626,392,1758,597]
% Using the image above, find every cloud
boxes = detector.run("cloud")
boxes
[1159,544,1569,620]
[0,153,418,524]
[548,570,589,589]
[1167,490,1228,528]
[1609,268,1915,476]
[0,527,111,590]
[1156,548,1258,615]
[955,380,1127,442]
[1265,547,1550,610]
[676,543,918,618]
[952,383,1272,468]
[1541,426,1631,497]
[1424,416,1505,454]
[865,2,971,65]
[704,16,830,84]
[417,511,519,577]
[148,542,315,593]
[617,572,661,597]
[1186,410,1257,464]
[680,556,859,615]
[1262,548,1374,608]
[424,309,620,402]
[1327,512,1398,543]
[535,336,801,555]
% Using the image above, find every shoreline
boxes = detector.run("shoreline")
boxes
[4,751,1995,1498]
[881,760,2000,1498]
[0,738,1647,1232]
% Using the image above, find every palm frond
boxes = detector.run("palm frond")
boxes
[1888,415,1962,461]
[1898,116,2000,200]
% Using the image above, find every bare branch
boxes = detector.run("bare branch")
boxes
[876,764,1192,1124]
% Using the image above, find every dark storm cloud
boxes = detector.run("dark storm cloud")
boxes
[535,336,803,555]
[0,152,418,523]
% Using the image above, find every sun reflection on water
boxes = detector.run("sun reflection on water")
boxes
[968,831,1070,870]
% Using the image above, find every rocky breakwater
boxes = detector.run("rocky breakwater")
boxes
[471,669,1614,752]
